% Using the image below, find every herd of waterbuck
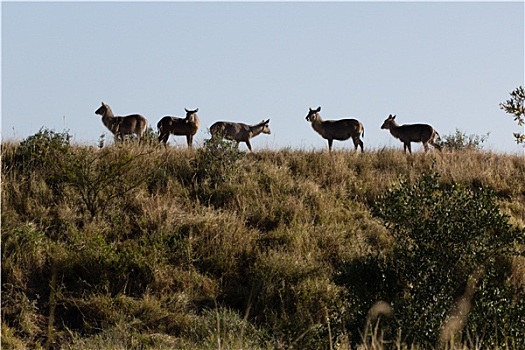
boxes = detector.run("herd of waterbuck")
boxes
[95,102,442,153]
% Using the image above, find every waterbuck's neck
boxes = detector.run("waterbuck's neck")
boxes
[389,120,400,129]
[101,105,115,119]
[310,113,326,134]
[312,113,324,123]
[387,120,402,137]
[249,123,266,137]
[382,119,399,138]
[100,106,119,131]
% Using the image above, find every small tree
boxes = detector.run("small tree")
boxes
[13,127,72,175]
[500,86,525,145]
[56,146,159,219]
[441,129,489,151]
[372,171,525,347]
[191,136,244,207]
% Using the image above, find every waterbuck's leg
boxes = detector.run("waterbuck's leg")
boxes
[186,135,193,148]
[352,136,364,153]
[404,143,412,154]
[158,133,168,144]
[328,139,333,152]
[352,137,358,151]
[246,140,253,152]
[423,142,429,152]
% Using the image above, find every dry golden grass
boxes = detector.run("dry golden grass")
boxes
[2,140,524,349]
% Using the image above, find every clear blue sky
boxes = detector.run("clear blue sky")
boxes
[2,1,524,152]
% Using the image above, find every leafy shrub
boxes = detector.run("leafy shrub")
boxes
[441,129,490,151]
[56,146,155,219]
[500,86,525,145]
[371,171,525,347]
[140,126,160,147]
[12,127,71,174]
[97,126,156,147]
[191,137,244,206]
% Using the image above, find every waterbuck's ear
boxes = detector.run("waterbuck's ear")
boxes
[194,108,199,113]
[316,106,321,112]
[265,119,270,124]
[393,115,396,119]
[185,108,189,113]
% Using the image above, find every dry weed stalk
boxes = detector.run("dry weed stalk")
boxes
[439,269,484,348]
[361,301,393,349]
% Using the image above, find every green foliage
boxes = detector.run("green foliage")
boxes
[56,146,156,219]
[15,136,156,219]
[372,171,525,346]
[191,137,244,206]
[12,127,72,174]
[195,137,244,185]
[500,86,525,145]
[97,126,158,147]
[141,126,160,147]
[441,128,489,151]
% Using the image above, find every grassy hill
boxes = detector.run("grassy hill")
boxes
[2,131,524,349]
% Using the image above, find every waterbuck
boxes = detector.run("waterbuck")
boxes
[209,119,271,152]
[381,114,442,153]
[95,102,148,142]
[157,108,201,148]
[305,107,364,152]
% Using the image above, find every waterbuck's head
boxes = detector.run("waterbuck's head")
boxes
[381,114,397,130]
[306,107,322,122]
[184,108,199,119]
[259,119,271,134]
[184,108,199,121]
[95,102,109,117]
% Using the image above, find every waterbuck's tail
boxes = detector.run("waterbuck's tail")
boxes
[434,130,441,142]
[433,130,443,151]
[157,119,169,135]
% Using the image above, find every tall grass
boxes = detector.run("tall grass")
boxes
[2,134,524,349]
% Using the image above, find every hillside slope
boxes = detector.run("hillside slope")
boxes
[2,136,524,349]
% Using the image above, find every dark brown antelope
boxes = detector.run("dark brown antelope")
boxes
[95,102,148,142]
[157,108,201,148]
[305,107,364,152]
[209,119,271,152]
[381,114,442,153]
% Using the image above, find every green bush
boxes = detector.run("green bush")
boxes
[441,129,490,151]
[140,126,160,147]
[12,127,72,175]
[21,143,157,221]
[500,86,525,145]
[191,137,244,207]
[371,171,525,347]
[56,146,155,219]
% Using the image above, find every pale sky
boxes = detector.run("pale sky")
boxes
[2,1,524,152]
